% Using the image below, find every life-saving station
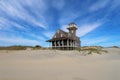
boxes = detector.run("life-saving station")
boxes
[47,22,81,50]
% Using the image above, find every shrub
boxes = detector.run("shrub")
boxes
[35,45,41,48]
[112,46,119,48]
[32,45,42,50]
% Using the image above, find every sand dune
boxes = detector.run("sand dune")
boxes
[0,48,120,80]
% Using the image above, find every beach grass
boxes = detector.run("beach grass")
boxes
[77,46,108,55]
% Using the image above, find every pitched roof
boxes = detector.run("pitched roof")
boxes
[51,29,68,38]
[47,29,79,42]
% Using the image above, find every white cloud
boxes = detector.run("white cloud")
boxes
[89,0,110,12]
[110,0,120,11]
[0,0,48,29]
[77,22,102,37]
[30,34,46,41]
[0,36,41,46]
[60,21,103,37]
[59,12,80,25]
[60,24,68,32]
[81,37,109,46]
[0,17,26,30]
[51,0,65,10]
[43,31,55,38]
[81,36,120,47]
[100,41,120,47]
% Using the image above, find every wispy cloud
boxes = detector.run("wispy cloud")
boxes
[43,31,55,38]
[0,0,119,47]
[59,12,80,25]
[0,36,41,46]
[30,34,46,41]
[77,21,102,37]
[81,37,109,46]
[0,17,26,30]
[110,0,120,11]
[89,0,110,12]
[51,0,65,10]
[81,33,120,47]
[60,24,68,32]
[100,41,120,47]
[0,0,48,29]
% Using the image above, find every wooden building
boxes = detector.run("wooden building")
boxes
[47,22,81,50]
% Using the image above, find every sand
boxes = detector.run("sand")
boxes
[0,48,120,80]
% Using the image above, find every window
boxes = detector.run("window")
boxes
[72,30,74,33]
[54,35,56,38]
[61,34,63,37]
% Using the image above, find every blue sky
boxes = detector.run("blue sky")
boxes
[0,0,120,47]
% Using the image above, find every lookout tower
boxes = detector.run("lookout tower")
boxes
[67,22,78,38]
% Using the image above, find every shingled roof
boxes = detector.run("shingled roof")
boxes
[47,29,79,42]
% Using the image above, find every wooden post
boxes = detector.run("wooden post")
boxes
[62,40,64,47]
[58,40,60,49]
[55,41,56,49]
[75,41,76,48]
[69,40,71,50]
[62,40,63,47]
[49,42,51,49]
[72,40,73,49]
[67,39,69,47]
[67,39,69,50]
[62,40,63,50]
[70,40,72,47]
[74,41,75,49]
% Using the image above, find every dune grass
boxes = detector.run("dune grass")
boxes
[0,46,27,50]
[77,46,108,55]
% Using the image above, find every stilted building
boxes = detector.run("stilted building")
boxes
[47,22,81,50]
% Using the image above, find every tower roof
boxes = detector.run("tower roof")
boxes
[67,22,78,29]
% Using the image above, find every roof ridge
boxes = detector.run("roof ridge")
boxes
[58,29,68,34]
